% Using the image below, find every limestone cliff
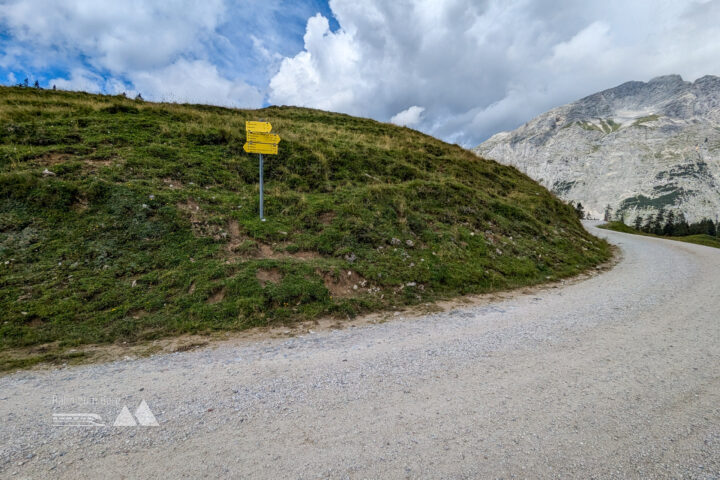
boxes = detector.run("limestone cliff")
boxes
[474,75,720,222]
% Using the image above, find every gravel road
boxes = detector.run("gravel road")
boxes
[1,223,719,479]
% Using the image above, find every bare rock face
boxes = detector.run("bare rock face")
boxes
[474,75,720,222]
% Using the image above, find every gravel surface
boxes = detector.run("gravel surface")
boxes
[1,222,719,479]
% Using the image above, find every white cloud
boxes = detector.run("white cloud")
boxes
[129,59,263,108]
[0,0,266,108]
[104,77,133,96]
[0,0,226,73]
[269,0,720,145]
[551,22,611,63]
[0,45,24,69]
[391,106,425,127]
[269,13,364,113]
[3,0,720,144]
[49,69,104,93]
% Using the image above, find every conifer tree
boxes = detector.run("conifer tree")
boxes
[574,202,585,220]
[634,215,643,231]
[653,209,666,235]
[675,212,690,236]
[603,205,613,222]
[643,214,655,233]
[614,210,626,224]
[663,210,676,236]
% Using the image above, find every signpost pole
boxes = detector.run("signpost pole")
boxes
[259,153,264,221]
[244,121,277,222]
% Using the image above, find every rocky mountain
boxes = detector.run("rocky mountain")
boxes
[474,75,720,222]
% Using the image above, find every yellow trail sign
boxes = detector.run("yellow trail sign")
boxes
[247,132,280,144]
[244,120,280,156]
[244,120,279,220]
[245,121,272,133]
[243,142,278,155]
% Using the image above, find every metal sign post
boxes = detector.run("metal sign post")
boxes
[259,153,264,221]
[243,121,280,221]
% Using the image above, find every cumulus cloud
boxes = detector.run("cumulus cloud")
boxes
[2,0,720,143]
[129,59,263,108]
[391,106,425,127]
[49,69,104,93]
[0,0,263,108]
[269,13,364,114]
[269,0,720,145]
[0,0,225,72]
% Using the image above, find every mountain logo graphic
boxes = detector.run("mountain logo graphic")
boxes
[113,400,159,427]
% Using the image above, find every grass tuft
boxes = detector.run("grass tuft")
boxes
[599,222,720,249]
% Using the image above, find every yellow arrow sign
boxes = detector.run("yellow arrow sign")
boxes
[244,142,278,155]
[247,132,280,144]
[246,121,272,133]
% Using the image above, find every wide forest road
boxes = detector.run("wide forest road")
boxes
[1,222,719,479]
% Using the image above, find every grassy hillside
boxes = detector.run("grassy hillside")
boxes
[0,87,610,365]
[600,222,720,249]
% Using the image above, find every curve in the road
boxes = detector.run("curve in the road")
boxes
[1,223,719,478]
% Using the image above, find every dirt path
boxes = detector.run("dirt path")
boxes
[1,223,719,479]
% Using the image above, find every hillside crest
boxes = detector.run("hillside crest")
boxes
[0,86,609,362]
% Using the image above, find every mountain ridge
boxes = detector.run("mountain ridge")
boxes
[474,74,720,221]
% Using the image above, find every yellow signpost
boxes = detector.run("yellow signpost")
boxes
[243,142,278,155]
[246,132,281,145]
[244,121,280,220]
[245,121,272,133]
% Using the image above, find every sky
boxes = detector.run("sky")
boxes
[1,0,719,146]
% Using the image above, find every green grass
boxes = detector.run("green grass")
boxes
[0,87,611,366]
[617,189,687,211]
[605,119,621,132]
[599,222,720,249]
[575,118,622,134]
[631,114,661,126]
[680,235,720,248]
[577,121,603,132]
